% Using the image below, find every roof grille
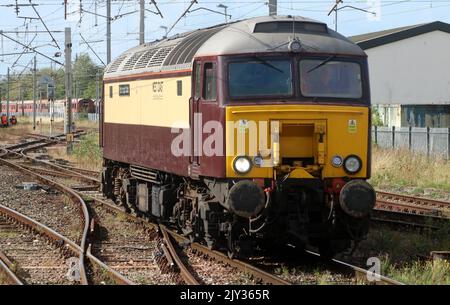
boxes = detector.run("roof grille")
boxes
[147,46,175,67]
[134,49,159,69]
[107,54,128,73]
[122,51,145,71]
[165,26,224,66]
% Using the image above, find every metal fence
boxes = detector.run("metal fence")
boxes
[372,126,450,159]
[88,113,99,121]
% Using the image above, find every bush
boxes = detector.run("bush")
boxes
[72,132,102,170]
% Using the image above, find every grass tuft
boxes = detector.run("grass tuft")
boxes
[383,259,450,285]
[71,132,102,171]
[370,146,450,192]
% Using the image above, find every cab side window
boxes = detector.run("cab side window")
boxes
[203,62,216,101]
[194,62,201,99]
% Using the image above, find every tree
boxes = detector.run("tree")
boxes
[372,106,384,127]
[73,53,103,100]
[0,53,103,102]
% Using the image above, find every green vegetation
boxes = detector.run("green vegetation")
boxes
[359,226,450,263]
[355,225,450,284]
[73,54,103,99]
[371,107,384,127]
[370,146,450,192]
[72,132,102,170]
[383,259,450,285]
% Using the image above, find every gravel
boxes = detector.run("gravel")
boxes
[90,201,176,284]
[0,215,76,285]
[0,165,83,244]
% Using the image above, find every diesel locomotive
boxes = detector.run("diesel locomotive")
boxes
[100,15,376,258]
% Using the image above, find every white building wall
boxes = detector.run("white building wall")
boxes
[375,104,401,127]
[366,30,450,106]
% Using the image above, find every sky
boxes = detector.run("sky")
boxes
[1,0,450,77]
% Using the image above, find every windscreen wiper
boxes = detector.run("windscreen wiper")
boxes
[253,56,284,74]
[307,55,335,73]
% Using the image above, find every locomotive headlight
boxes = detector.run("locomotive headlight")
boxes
[233,156,252,174]
[331,155,343,167]
[343,155,362,174]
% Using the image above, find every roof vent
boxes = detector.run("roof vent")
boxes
[147,46,175,67]
[122,51,146,71]
[134,49,159,69]
[106,54,128,73]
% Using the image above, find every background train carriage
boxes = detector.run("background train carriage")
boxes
[0,99,95,115]
[100,15,375,257]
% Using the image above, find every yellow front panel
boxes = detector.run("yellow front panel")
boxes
[104,75,191,128]
[225,105,369,179]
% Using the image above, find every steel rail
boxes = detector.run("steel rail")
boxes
[83,193,209,285]
[1,136,127,285]
[0,251,24,285]
[55,164,99,177]
[19,143,100,184]
[305,250,404,285]
[371,209,449,230]
[0,203,88,285]
[159,224,200,285]
[0,146,90,285]
[376,191,450,211]
[79,194,145,285]
[81,191,292,285]
[82,192,292,285]
[19,165,91,180]
[85,245,136,285]
[163,227,292,285]
[375,198,444,216]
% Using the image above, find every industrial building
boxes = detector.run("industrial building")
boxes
[350,21,450,127]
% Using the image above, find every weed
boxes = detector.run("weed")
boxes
[71,132,102,171]
[383,258,450,285]
[370,147,450,193]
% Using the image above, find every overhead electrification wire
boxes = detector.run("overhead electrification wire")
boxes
[29,0,61,49]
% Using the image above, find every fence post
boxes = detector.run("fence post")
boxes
[426,126,430,157]
[447,127,450,161]
[392,126,395,148]
[374,125,378,145]
[408,126,412,151]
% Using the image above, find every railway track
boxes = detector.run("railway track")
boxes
[0,203,86,285]
[0,136,128,285]
[0,136,407,285]
[376,191,450,215]
[373,190,450,229]
[79,190,291,285]
[86,197,176,285]
[80,190,403,285]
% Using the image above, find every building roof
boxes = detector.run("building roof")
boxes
[349,21,450,50]
[104,15,365,79]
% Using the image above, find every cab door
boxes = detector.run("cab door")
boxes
[189,60,220,178]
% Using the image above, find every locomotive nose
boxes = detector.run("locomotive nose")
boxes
[339,179,376,218]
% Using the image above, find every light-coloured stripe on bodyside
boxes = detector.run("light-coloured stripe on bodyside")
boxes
[104,75,191,128]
